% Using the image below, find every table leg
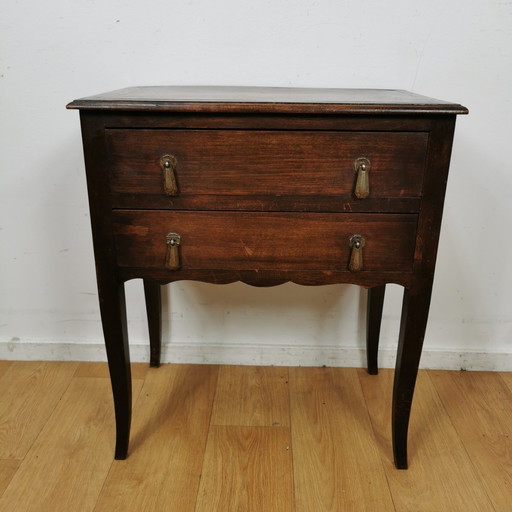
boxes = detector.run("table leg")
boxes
[98,277,132,460]
[143,279,162,368]
[392,279,433,469]
[366,284,386,375]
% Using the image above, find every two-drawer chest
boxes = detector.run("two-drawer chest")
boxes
[67,86,467,469]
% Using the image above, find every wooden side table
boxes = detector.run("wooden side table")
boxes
[68,86,467,468]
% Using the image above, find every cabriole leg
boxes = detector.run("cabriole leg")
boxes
[98,277,132,460]
[366,284,386,375]
[392,280,433,469]
[143,279,162,368]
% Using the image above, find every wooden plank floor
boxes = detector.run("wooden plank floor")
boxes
[0,362,511,511]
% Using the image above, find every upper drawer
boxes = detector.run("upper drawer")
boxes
[105,129,428,211]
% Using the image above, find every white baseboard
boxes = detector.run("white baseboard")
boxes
[1,339,511,371]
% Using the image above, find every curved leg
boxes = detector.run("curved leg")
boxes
[366,284,386,375]
[98,277,132,460]
[143,279,162,368]
[392,279,433,469]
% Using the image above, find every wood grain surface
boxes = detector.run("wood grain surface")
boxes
[211,365,290,427]
[359,368,495,512]
[113,210,417,272]
[0,372,126,512]
[290,367,395,511]
[0,362,509,512]
[0,362,79,459]
[106,129,427,201]
[93,364,218,512]
[67,86,468,114]
[429,370,512,512]
[195,425,294,512]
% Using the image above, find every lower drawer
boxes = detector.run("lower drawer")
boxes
[113,211,417,272]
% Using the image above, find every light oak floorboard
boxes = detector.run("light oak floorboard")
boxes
[75,361,149,380]
[0,361,79,459]
[359,369,494,512]
[93,364,218,512]
[1,362,510,512]
[211,365,290,427]
[290,367,394,512]
[0,362,11,380]
[0,460,20,498]
[430,370,512,512]
[0,374,144,512]
[499,371,512,393]
[195,425,293,512]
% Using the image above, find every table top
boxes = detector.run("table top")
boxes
[67,86,468,115]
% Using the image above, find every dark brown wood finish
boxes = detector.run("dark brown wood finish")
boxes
[68,86,467,469]
[68,85,468,115]
[78,113,132,460]
[106,129,428,203]
[143,279,162,368]
[367,284,386,375]
[113,211,417,272]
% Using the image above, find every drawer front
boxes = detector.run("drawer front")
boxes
[113,211,417,272]
[106,129,428,208]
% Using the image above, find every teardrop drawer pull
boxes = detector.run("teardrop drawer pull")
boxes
[354,157,371,199]
[160,154,179,196]
[165,232,181,270]
[348,234,365,272]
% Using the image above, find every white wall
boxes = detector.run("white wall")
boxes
[1,0,511,370]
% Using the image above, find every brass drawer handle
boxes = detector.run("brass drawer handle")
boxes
[160,154,179,196]
[348,234,365,272]
[165,232,181,270]
[354,157,371,199]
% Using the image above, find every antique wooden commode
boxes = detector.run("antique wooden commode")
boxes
[68,86,467,468]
